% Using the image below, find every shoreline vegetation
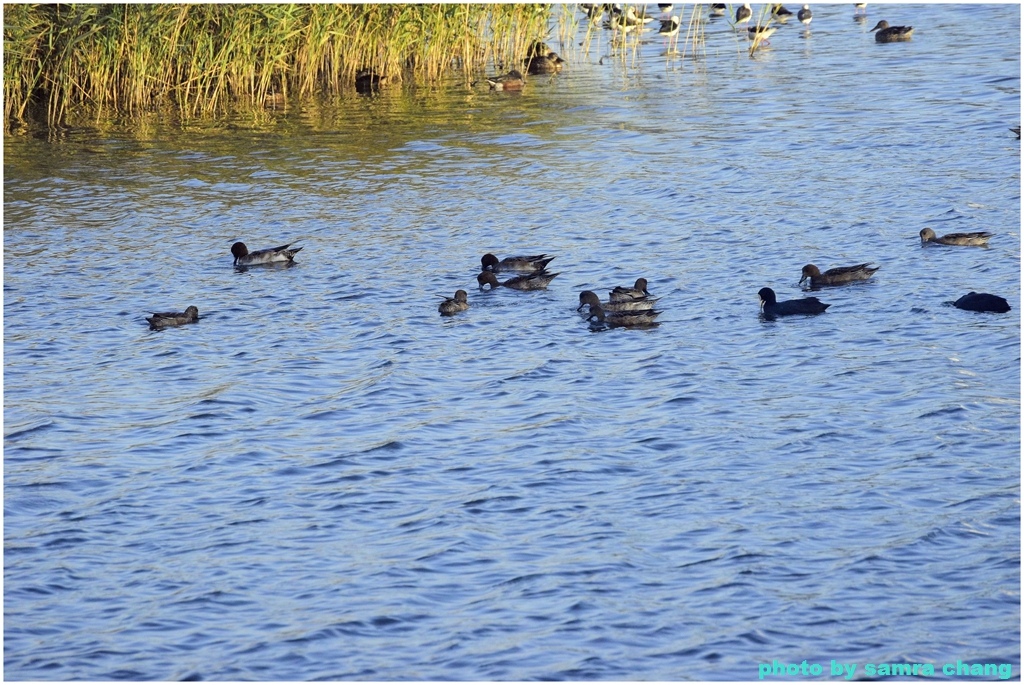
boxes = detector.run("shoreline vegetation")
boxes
[3,3,554,131]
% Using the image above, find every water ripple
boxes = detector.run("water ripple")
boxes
[4,4,1019,680]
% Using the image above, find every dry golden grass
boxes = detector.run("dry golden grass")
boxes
[4,4,553,130]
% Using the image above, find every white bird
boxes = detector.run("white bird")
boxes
[748,24,777,44]
[624,6,654,25]
[604,13,637,33]
[735,3,753,25]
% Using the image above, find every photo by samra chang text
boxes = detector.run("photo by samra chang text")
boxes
[758,659,1015,680]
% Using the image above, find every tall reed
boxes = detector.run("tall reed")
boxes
[3,4,552,130]
[677,4,707,61]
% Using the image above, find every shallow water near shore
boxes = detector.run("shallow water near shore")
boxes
[4,4,1020,680]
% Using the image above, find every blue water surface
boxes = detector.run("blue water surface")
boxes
[4,4,1019,680]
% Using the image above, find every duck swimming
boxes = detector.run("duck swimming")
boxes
[231,242,303,266]
[609,278,651,302]
[481,253,555,273]
[870,20,914,42]
[439,290,470,316]
[952,292,1011,313]
[487,69,525,91]
[525,42,565,75]
[146,305,199,329]
[477,270,559,291]
[355,70,387,94]
[800,263,879,287]
[919,227,992,247]
[759,287,830,318]
[578,290,659,313]
[526,51,565,75]
[587,304,661,328]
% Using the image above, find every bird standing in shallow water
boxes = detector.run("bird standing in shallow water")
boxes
[584,4,604,25]
[919,227,992,247]
[748,24,777,46]
[659,16,680,36]
[624,6,654,25]
[798,5,812,26]
[735,3,752,25]
[772,4,793,21]
[870,20,914,42]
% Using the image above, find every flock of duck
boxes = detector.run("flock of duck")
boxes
[428,225,1011,330]
[145,223,1010,331]
[761,227,1010,317]
[145,242,302,328]
[437,255,663,329]
[144,5,1012,330]
[759,227,1010,317]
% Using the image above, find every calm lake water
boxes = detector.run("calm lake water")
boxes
[4,3,1020,680]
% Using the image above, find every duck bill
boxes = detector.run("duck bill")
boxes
[798,275,807,285]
